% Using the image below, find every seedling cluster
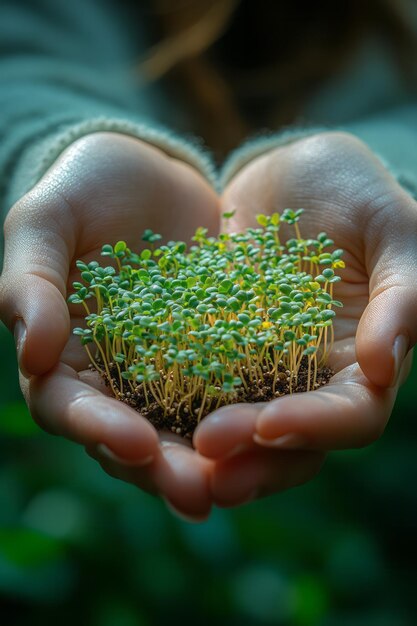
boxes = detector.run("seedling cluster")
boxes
[69,210,344,432]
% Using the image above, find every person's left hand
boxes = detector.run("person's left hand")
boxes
[194,131,416,508]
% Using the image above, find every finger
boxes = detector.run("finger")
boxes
[194,403,268,459]
[58,317,97,372]
[85,443,159,495]
[78,369,113,395]
[28,362,159,463]
[154,441,213,521]
[356,192,417,387]
[0,187,74,375]
[210,448,325,508]
[87,439,213,522]
[254,363,396,450]
[197,364,395,454]
[193,341,357,461]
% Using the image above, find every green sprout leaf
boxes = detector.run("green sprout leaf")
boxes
[114,241,127,254]
[68,208,343,428]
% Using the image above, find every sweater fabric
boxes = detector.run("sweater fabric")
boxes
[1,0,417,226]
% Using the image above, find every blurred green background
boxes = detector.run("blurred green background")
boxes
[0,321,416,626]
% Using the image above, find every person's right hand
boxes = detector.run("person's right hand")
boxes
[0,132,220,521]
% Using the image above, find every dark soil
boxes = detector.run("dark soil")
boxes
[98,359,333,439]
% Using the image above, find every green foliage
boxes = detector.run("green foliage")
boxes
[68,211,345,419]
[0,401,40,436]
[0,528,64,567]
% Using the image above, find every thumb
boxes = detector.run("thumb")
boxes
[0,189,72,376]
[356,194,417,388]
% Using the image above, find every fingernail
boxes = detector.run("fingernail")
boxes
[14,319,27,368]
[96,443,154,467]
[253,432,307,449]
[391,335,409,387]
[163,498,209,524]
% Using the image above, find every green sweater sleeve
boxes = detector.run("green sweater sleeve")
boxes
[0,0,217,216]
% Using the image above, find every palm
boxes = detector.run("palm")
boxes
[220,154,370,377]
[61,133,219,373]
[11,132,220,520]
[5,130,414,513]
[193,132,413,503]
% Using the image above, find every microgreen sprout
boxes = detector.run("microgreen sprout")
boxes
[69,210,344,431]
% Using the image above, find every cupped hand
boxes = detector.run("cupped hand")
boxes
[0,132,220,521]
[194,131,416,506]
[2,131,416,517]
